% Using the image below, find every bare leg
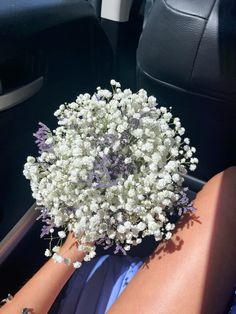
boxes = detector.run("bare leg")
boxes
[108,167,236,314]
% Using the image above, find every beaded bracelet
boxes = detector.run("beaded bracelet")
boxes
[0,293,13,306]
[0,294,32,313]
[22,308,32,314]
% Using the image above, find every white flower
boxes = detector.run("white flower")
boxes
[58,231,66,239]
[124,221,132,229]
[178,127,185,135]
[162,198,171,206]
[24,80,197,267]
[186,150,193,158]
[26,156,35,163]
[132,129,143,138]
[52,246,60,253]
[184,138,190,144]
[124,157,132,164]
[165,223,172,231]
[113,140,120,151]
[190,164,197,171]
[117,225,126,234]
[165,232,172,240]
[157,179,166,190]
[44,249,52,257]
[89,250,96,259]
[148,96,156,105]
[73,261,82,268]
[164,138,171,147]
[152,152,161,163]
[45,137,53,145]
[172,173,180,183]
[148,221,158,232]
[84,254,92,262]
[54,216,63,227]
[142,143,154,152]
[151,207,160,216]
[131,227,139,237]
[175,136,181,144]
[124,245,131,251]
[128,189,136,198]
[171,147,179,157]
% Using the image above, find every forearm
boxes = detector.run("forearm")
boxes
[0,242,86,314]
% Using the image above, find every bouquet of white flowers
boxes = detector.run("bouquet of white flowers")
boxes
[23,80,198,268]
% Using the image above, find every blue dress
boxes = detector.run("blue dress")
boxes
[50,254,236,314]
[49,255,145,314]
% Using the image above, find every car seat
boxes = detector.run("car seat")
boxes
[137,0,236,182]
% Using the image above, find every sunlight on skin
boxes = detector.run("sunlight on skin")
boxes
[108,167,236,314]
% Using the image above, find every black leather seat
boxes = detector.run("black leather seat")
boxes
[0,1,113,298]
[137,0,236,181]
[0,0,112,241]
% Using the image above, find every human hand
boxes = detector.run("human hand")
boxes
[60,232,94,261]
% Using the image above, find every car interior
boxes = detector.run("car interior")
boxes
[0,0,235,309]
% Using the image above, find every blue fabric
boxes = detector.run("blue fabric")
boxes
[229,290,236,314]
[49,255,145,314]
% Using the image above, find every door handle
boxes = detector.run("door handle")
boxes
[0,76,44,112]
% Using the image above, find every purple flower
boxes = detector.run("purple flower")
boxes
[33,122,53,154]
[40,223,55,238]
[95,236,106,245]
[36,207,55,238]
[114,243,127,255]
[131,118,139,128]
[95,236,114,250]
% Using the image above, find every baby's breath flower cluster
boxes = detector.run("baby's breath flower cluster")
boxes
[23,80,198,267]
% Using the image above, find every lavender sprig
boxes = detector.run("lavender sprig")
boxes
[33,122,53,154]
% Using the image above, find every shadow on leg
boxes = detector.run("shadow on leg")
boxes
[108,167,236,314]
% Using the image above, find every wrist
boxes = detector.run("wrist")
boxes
[59,244,86,262]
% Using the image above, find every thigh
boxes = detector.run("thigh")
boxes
[108,167,236,314]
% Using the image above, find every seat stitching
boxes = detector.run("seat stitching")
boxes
[137,62,236,103]
[162,0,206,20]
